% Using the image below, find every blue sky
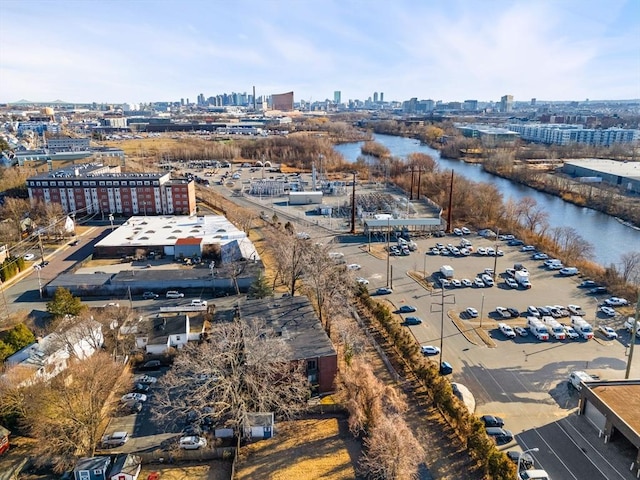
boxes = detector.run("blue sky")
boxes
[1,0,639,104]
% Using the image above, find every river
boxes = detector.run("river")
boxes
[334,133,639,267]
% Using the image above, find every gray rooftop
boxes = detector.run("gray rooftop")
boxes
[237,295,336,361]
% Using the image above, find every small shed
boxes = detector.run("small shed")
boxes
[109,454,141,480]
[244,412,275,439]
[74,456,112,480]
[0,425,10,455]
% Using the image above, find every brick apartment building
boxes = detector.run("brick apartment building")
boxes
[26,163,196,216]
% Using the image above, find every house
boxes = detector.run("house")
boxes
[4,319,103,385]
[0,425,10,455]
[109,454,141,480]
[134,314,204,354]
[73,456,112,480]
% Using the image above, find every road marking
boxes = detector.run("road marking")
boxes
[559,417,629,479]
[522,432,580,480]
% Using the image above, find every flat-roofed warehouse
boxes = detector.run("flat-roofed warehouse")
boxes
[94,215,259,262]
[579,379,640,475]
[562,159,640,194]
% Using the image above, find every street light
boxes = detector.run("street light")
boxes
[516,447,539,478]
[423,252,427,279]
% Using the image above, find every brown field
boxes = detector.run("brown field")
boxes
[235,416,360,480]
[137,460,232,480]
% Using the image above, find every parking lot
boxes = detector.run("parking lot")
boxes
[326,230,639,479]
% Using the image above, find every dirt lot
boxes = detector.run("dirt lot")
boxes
[235,416,360,480]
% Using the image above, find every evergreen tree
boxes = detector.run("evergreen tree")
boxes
[46,287,85,318]
[248,272,273,299]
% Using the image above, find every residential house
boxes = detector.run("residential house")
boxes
[134,314,204,354]
[109,454,141,480]
[4,319,103,385]
[73,456,112,480]
[244,412,275,440]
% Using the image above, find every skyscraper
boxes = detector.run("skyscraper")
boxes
[380,92,384,103]
[334,91,341,104]
[500,95,514,113]
[373,92,379,103]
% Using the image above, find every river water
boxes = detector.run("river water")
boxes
[334,133,639,267]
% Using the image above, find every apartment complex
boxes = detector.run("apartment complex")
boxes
[506,123,639,146]
[26,163,196,216]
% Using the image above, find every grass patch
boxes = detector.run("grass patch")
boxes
[236,416,359,480]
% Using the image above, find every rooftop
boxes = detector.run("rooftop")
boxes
[237,295,336,361]
[564,158,640,180]
[590,382,640,438]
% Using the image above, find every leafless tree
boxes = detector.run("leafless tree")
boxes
[515,197,549,234]
[15,352,128,472]
[619,251,640,285]
[359,414,425,480]
[0,197,30,242]
[153,317,309,436]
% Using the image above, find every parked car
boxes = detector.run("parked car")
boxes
[376,287,393,295]
[598,326,618,339]
[139,360,162,371]
[450,279,462,288]
[477,247,487,256]
[347,263,362,270]
[521,245,536,252]
[507,239,524,246]
[604,297,628,307]
[599,306,616,317]
[461,227,471,235]
[578,280,598,288]
[532,252,549,260]
[142,291,159,299]
[518,470,550,480]
[505,277,518,289]
[465,307,479,318]
[473,277,485,288]
[507,307,520,318]
[461,278,472,287]
[589,286,608,295]
[404,316,423,326]
[136,374,157,384]
[481,274,494,287]
[179,436,207,450]
[134,383,150,393]
[514,326,528,337]
[121,393,147,403]
[356,277,369,285]
[396,305,417,313]
[23,253,35,261]
[506,450,535,470]
[562,324,579,340]
[101,431,129,448]
[495,306,511,318]
[480,415,505,428]
[440,279,451,288]
[567,304,585,316]
[453,228,463,236]
[485,427,514,444]
[421,345,440,356]
[527,306,541,317]
[166,290,184,298]
[499,323,516,338]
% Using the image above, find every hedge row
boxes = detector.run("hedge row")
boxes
[358,292,516,480]
[0,256,26,282]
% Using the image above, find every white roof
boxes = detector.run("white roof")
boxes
[95,215,258,259]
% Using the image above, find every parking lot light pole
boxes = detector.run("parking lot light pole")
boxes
[479,293,485,328]
[423,252,427,279]
[517,447,539,478]
[624,294,640,380]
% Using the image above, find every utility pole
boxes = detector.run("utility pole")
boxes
[417,167,422,200]
[350,171,357,235]
[386,218,391,287]
[431,287,456,369]
[446,170,454,233]
[37,230,45,264]
[409,165,415,200]
[625,294,640,379]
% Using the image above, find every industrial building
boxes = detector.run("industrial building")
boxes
[578,379,640,475]
[562,159,640,194]
[93,215,259,262]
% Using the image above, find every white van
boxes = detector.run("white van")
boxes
[559,267,579,276]
[568,371,594,390]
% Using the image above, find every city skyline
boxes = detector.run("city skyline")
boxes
[1,0,639,104]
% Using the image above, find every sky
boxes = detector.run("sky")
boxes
[1,0,639,104]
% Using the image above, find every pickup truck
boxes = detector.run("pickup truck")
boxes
[101,431,129,448]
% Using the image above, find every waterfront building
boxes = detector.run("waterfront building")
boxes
[506,123,639,146]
